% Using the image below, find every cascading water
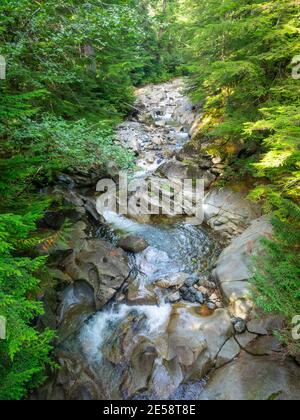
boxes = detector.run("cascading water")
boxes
[80,303,172,362]
[47,79,221,400]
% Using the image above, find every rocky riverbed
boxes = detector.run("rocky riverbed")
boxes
[35,79,300,400]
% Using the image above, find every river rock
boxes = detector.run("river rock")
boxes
[203,188,262,241]
[117,235,149,253]
[62,239,130,309]
[232,318,247,334]
[235,332,257,348]
[52,186,85,209]
[165,305,233,382]
[124,337,158,397]
[199,352,300,400]
[57,281,96,342]
[215,337,240,368]
[247,315,285,336]
[155,272,189,289]
[136,79,195,129]
[157,160,215,188]
[150,359,184,399]
[212,217,273,319]
[207,302,217,311]
[157,160,189,179]
[35,352,102,400]
[167,291,181,303]
[245,335,283,356]
[180,286,204,304]
[127,280,158,305]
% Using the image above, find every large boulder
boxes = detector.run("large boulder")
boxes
[165,305,233,382]
[117,235,149,253]
[62,238,130,310]
[57,280,96,342]
[157,160,216,189]
[212,217,273,319]
[34,352,103,400]
[199,352,300,400]
[203,188,262,241]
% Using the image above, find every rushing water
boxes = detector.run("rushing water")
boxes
[76,208,219,399]
[57,80,220,400]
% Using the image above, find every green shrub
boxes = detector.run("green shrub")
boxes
[0,211,54,400]
[252,201,300,355]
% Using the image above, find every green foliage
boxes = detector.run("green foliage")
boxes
[245,104,300,201]
[184,0,300,202]
[183,0,300,354]
[0,210,54,400]
[0,0,185,400]
[252,200,300,354]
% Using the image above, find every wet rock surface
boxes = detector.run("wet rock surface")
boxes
[62,238,130,310]
[35,79,300,400]
[117,235,149,253]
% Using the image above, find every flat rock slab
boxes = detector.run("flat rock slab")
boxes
[203,188,262,241]
[247,315,285,336]
[245,335,283,356]
[199,352,300,400]
[235,332,258,348]
[215,337,241,368]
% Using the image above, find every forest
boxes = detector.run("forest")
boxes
[0,0,299,400]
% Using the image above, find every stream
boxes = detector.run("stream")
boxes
[75,79,220,399]
[37,79,229,400]
[36,79,300,402]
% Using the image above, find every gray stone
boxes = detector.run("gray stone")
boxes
[199,352,300,400]
[157,160,190,179]
[247,316,285,336]
[184,274,200,287]
[62,239,130,309]
[164,305,233,382]
[233,318,247,334]
[167,291,181,303]
[245,335,282,356]
[117,235,149,253]
[194,291,204,304]
[180,286,196,303]
[155,272,189,289]
[203,188,262,240]
[235,332,257,348]
[180,286,204,303]
[127,280,158,305]
[216,338,240,368]
[213,217,273,318]
[150,359,184,399]
[34,352,103,400]
[207,302,217,311]
[57,281,96,342]
[198,309,234,360]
